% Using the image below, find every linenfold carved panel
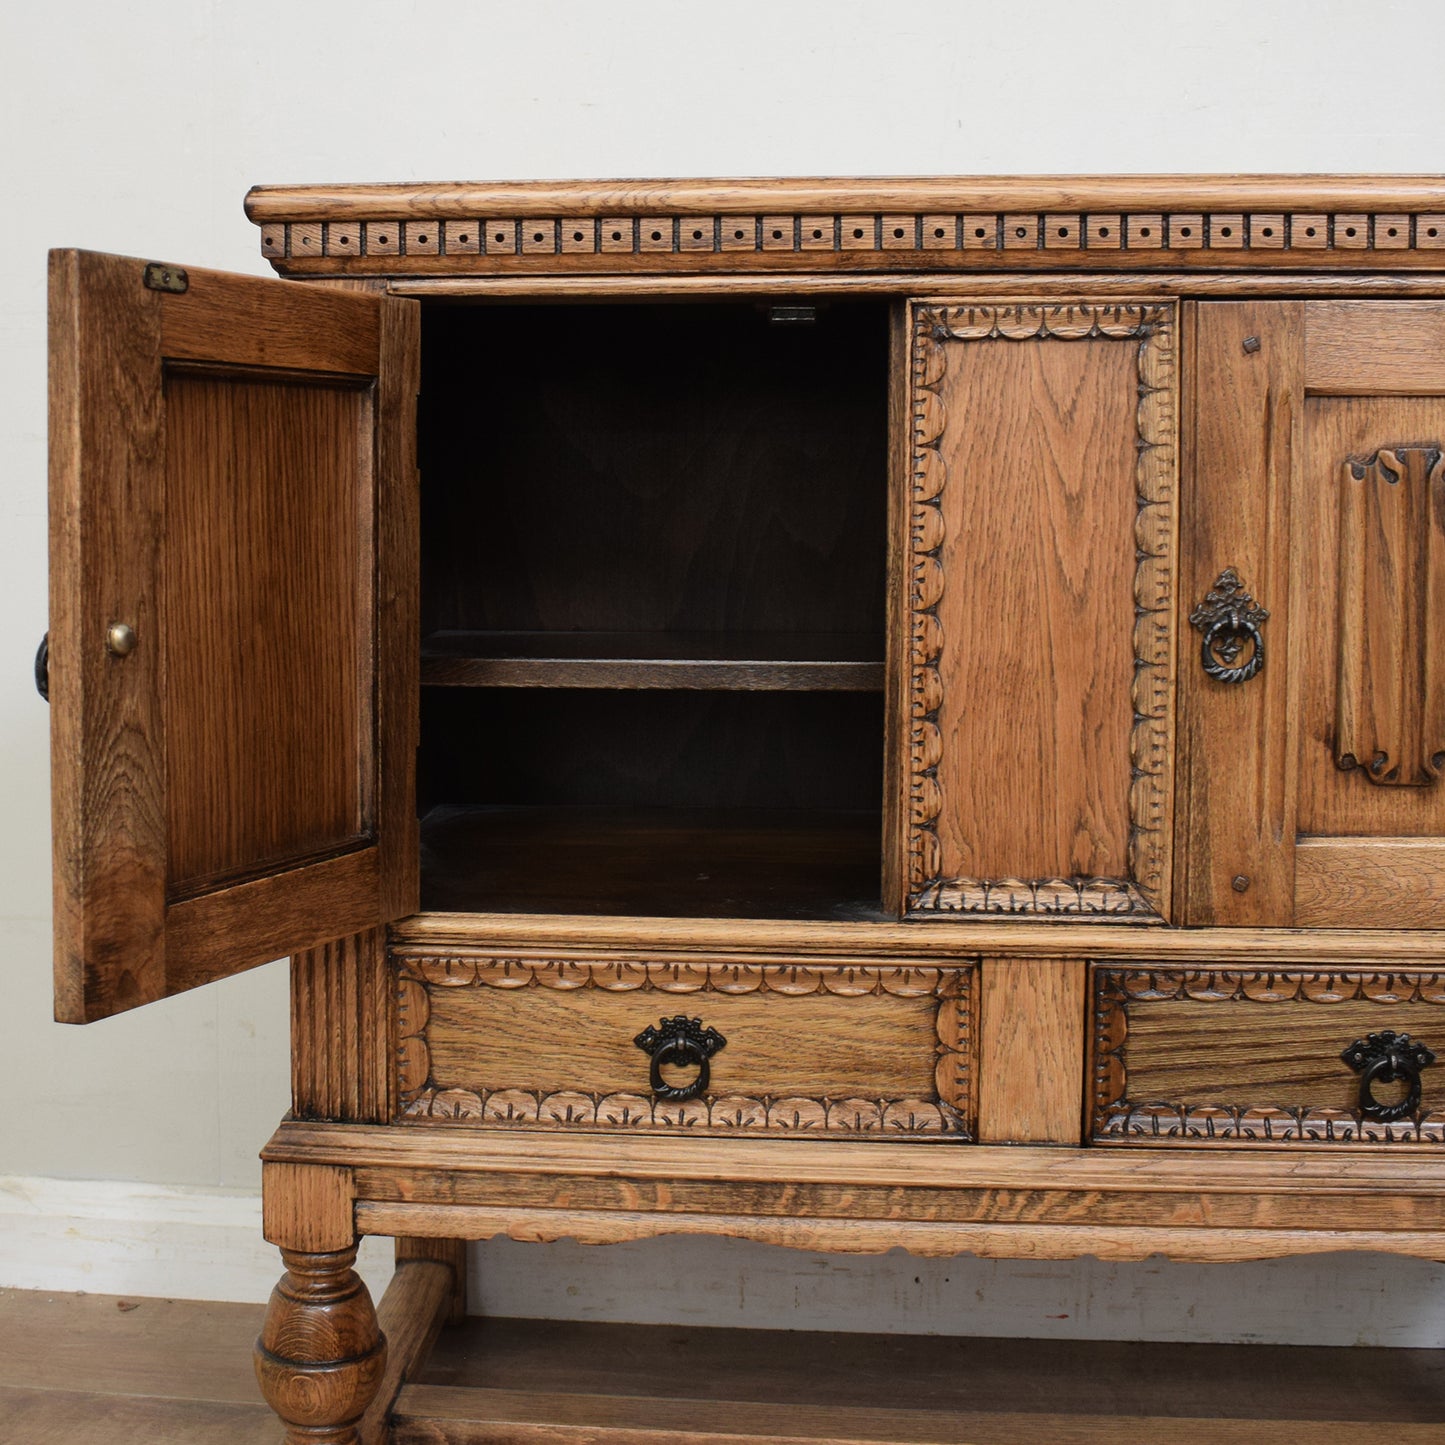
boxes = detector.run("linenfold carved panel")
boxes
[906,302,1177,917]
[1091,966,1445,1144]
[395,953,976,1138]
[1335,445,1445,786]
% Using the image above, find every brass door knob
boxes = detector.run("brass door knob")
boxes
[106,622,137,657]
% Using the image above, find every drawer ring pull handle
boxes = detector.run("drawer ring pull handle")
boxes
[1189,567,1268,684]
[1341,1031,1436,1123]
[634,1015,727,1104]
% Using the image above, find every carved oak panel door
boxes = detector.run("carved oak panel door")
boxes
[48,251,418,1021]
[1180,300,1445,926]
[889,300,1179,919]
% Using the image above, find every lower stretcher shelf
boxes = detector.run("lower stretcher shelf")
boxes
[388,1316,1445,1444]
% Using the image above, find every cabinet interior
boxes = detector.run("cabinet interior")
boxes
[416,298,891,918]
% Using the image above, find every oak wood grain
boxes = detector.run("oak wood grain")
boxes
[392,1385,1445,1445]
[246,177,1445,224]
[0,1289,265,1404]
[928,329,1135,885]
[418,806,882,920]
[255,1246,386,1445]
[0,1388,276,1445]
[1123,999,1445,1111]
[976,958,1085,1143]
[261,1161,357,1254]
[389,1315,1445,1442]
[394,909,1445,962]
[1296,394,1445,845]
[360,1204,1445,1264]
[411,1317,1445,1424]
[376,295,422,924]
[1176,302,1299,924]
[159,264,379,372]
[47,250,418,1021]
[358,1259,457,1445]
[397,953,972,1137]
[882,299,913,914]
[393,271,1445,300]
[420,632,884,691]
[1295,836,1445,926]
[292,927,392,1122]
[1306,300,1445,393]
[48,248,167,1021]
[395,1237,469,1320]
[1332,444,1445,787]
[164,368,369,888]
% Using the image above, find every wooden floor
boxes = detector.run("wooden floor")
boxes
[0,1288,273,1442]
[5,1287,1445,1443]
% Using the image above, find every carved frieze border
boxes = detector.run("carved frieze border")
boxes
[906,302,1177,917]
[395,954,976,1138]
[1091,966,1445,1144]
[258,212,1445,268]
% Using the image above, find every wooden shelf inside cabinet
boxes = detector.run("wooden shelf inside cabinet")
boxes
[419,804,882,919]
[390,1316,1445,1444]
[420,631,886,691]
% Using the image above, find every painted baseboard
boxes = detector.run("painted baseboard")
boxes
[469,1235,1445,1347]
[4,1175,1442,1346]
[0,1176,394,1304]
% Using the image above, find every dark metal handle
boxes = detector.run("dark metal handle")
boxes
[633,1015,727,1103]
[1189,568,1269,684]
[34,632,48,702]
[1341,1030,1436,1122]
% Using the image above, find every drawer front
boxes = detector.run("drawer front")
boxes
[1091,964,1445,1144]
[395,950,975,1138]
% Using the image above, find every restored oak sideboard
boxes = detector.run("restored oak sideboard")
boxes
[43,176,1445,1441]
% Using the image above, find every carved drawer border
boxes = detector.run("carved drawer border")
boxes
[395,953,977,1139]
[1090,965,1445,1144]
[905,302,1177,919]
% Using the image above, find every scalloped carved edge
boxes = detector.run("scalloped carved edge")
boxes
[395,955,975,1139]
[403,1088,966,1136]
[1091,966,1445,1145]
[906,302,1176,918]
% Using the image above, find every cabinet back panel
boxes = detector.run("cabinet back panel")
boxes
[418,302,888,640]
[421,689,881,811]
[164,371,371,890]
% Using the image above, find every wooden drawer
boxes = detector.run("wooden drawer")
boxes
[1090,964,1445,1144]
[394,948,975,1138]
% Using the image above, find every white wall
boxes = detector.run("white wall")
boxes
[3,0,1444,1342]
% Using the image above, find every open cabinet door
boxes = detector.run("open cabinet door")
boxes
[48,251,418,1021]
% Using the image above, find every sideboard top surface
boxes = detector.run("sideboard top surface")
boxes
[243,174,1445,278]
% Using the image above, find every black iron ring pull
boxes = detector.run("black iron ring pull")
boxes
[633,1015,727,1103]
[35,632,49,702]
[1341,1031,1436,1122]
[1189,568,1269,684]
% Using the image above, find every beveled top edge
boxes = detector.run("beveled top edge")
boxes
[244,174,1445,222]
[391,911,1445,963]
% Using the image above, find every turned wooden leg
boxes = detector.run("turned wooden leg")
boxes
[254,1246,387,1444]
